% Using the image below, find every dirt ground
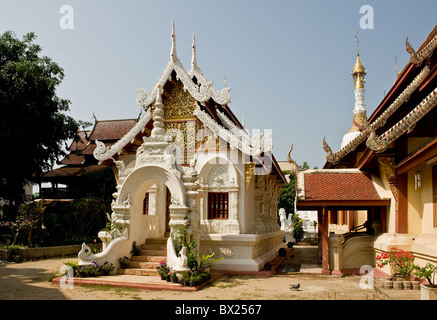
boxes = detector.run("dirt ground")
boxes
[0,256,394,301]
[0,245,422,301]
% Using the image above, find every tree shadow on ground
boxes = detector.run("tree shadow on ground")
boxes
[0,263,69,300]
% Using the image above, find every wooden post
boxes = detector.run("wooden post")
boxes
[397,174,408,233]
[318,206,330,275]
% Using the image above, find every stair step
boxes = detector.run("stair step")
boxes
[118,238,169,277]
[131,255,166,263]
[118,268,158,276]
[146,237,168,245]
[141,243,167,250]
[128,261,159,269]
[140,249,167,256]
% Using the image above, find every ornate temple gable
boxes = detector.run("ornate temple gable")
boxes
[94,22,233,165]
[135,25,231,111]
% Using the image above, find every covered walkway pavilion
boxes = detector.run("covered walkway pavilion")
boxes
[296,169,390,274]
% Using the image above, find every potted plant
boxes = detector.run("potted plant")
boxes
[413,263,437,300]
[156,259,169,280]
[170,271,178,283]
[190,273,201,287]
[181,275,190,286]
[198,253,223,274]
[78,265,89,277]
[63,260,80,277]
[119,256,130,269]
[376,247,415,280]
[78,261,99,277]
[130,241,141,256]
[87,261,100,276]
[99,261,114,276]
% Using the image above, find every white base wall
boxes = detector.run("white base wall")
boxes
[199,231,284,272]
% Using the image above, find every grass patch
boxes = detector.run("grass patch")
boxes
[210,275,246,289]
[78,284,142,299]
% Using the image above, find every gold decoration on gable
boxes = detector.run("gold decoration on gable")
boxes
[162,80,197,119]
[245,162,256,191]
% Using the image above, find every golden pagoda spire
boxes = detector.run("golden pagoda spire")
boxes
[341,31,368,148]
[351,31,366,89]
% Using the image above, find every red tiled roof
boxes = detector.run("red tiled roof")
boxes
[304,172,381,201]
[88,119,138,141]
[43,165,105,179]
[68,131,90,151]
[296,170,390,208]
[60,153,85,165]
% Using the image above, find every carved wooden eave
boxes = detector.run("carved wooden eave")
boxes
[406,27,437,66]
[366,86,437,152]
[324,64,431,165]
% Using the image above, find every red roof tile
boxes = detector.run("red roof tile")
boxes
[301,171,384,202]
[43,165,104,179]
[88,119,137,141]
[60,153,85,165]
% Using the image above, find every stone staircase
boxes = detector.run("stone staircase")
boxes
[118,236,168,276]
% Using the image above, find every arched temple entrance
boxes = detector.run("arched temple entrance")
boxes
[118,164,188,243]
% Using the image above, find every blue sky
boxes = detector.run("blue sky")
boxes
[1,0,436,169]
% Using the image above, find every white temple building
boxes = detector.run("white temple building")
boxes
[77,22,286,273]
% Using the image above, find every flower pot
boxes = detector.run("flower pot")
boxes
[394,275,410,282]
[166,275,171,282]
[393,281,403,290]
[171,277,178,283]
[79,271,88,278]
[384,280,393,289]
[160,274,167,281]
[374,278,383,288]
[421,284,437,300]
[412,281,421,290]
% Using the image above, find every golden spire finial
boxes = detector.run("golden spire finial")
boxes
[355,30,360,55]
[351,31,366,89]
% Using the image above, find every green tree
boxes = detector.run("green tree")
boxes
[0,31,80,209]
[291,213,305,242]
[277,171,295,216]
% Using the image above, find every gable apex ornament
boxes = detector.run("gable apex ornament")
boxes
[171,19,178,62]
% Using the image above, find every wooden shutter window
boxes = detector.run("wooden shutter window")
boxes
[208,192,229,219]
[143,192,149,215]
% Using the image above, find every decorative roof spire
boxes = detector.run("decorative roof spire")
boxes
[170,19,177,62]
[341,32,368,148]
[351,31,366,89]
[151,85,165,137]
[191,32,198,70]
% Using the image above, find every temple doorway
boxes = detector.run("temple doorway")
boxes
[166,187,171,233]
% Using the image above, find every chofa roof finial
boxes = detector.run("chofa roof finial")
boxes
[171,19,177,62]
[191,32,197,70]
